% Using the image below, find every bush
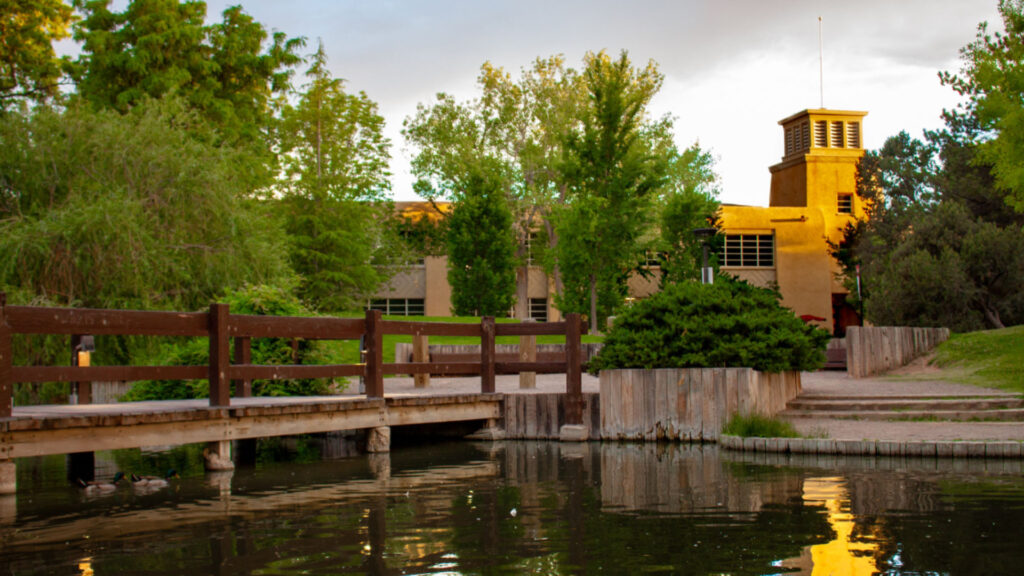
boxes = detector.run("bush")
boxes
[721,413,800,438]
[588,277,830,374]
[122,285,340,401]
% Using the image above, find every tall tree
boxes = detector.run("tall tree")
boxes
[0,97,291,311]
[941,0,1024,212]
[446,166,517,316]
[71,0,303,147]
[0,0,75,108]
[655,142,722,285]
[274,41,396,311]
[555,51,669,334]
[834,128,1024,331]
[403,56,585,318]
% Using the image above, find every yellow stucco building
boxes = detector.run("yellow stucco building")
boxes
[719,108,867,335]
[373,108,867,335]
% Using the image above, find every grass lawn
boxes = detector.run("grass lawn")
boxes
[928,325,1024,393]
[322,315,604,365]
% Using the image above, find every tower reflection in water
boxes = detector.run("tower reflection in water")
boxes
[781,476,881,575]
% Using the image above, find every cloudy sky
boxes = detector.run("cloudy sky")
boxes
[197,0,1000,206]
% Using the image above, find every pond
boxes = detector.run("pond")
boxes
[3,439,1024,575]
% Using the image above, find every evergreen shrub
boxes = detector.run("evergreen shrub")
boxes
[588,277,830,374]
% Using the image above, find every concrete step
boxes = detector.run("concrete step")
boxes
[787,397,1024,412]
[780,408,1024,422]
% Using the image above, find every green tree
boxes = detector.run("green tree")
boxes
[0,0,75,108]
[655,143,722,285]
[0,97,291,311]
[71,0,303,147]
[555,51,669,333]
[446,167,517,316]
[274,41,396,311]
[941,0,1024,212]
[835,127,1024,331]
[403,56,585,317]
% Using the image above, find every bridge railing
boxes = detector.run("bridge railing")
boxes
[0,294,584,423]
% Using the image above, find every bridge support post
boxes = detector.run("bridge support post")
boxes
[0,460,15,495]
[366,426,390,453]
[204,441,235,471]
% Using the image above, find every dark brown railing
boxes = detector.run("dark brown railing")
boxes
[0,294,584,423]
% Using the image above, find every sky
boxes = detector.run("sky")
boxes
[125,1,1005,206]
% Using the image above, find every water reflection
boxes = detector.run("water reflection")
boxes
[3,442,1024,574]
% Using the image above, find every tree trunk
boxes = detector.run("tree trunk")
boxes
[982,303,1005,330]
[589,273,598,335]
[515,266,529,319]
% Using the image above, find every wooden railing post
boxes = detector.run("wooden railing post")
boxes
[481,316,495,393]
[364,309,383,398]
[233,337,252,397]
[565,312,582,425]
[0,293,12,418]
[70,334,91,405]
[208,303,230,407]
[413,332,429,388]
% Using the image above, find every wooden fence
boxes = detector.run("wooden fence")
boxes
[845,326,950,378]
[0,294,584,424]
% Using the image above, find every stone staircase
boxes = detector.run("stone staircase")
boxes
[781,393,1024,422]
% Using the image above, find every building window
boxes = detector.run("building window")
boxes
[369,298,425,316]
[529,298,548,322]
[721,234,774,268]
[838,193,853,214]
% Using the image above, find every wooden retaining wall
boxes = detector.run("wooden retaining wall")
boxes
[502,392,601,440]
[846,326,950,378]
[599,368,801,442]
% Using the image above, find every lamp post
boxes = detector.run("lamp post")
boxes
[693,227,717,285]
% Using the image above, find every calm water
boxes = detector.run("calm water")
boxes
[3,440,1024,575]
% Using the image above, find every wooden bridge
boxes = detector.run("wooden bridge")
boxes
[0,294,586,494]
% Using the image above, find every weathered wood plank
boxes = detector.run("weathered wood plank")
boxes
[12,365,206,383]
[229,365,363,380]
[480,316,495,394]
[208,303,230,407]
[494,322,568,336]
[228,315,364,340]
[364,310,383,398]
[6,305,208,336]
[1,294,13,418]
[382,320,480,337]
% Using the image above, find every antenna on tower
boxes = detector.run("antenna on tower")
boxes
[818,16,824,108]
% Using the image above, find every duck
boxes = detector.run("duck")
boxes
[130,469,179,488]
[76,472,125,493]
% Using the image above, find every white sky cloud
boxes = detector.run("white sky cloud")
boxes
[115,0,1004,205]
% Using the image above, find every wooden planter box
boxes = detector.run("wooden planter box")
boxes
[599,368,801,442]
